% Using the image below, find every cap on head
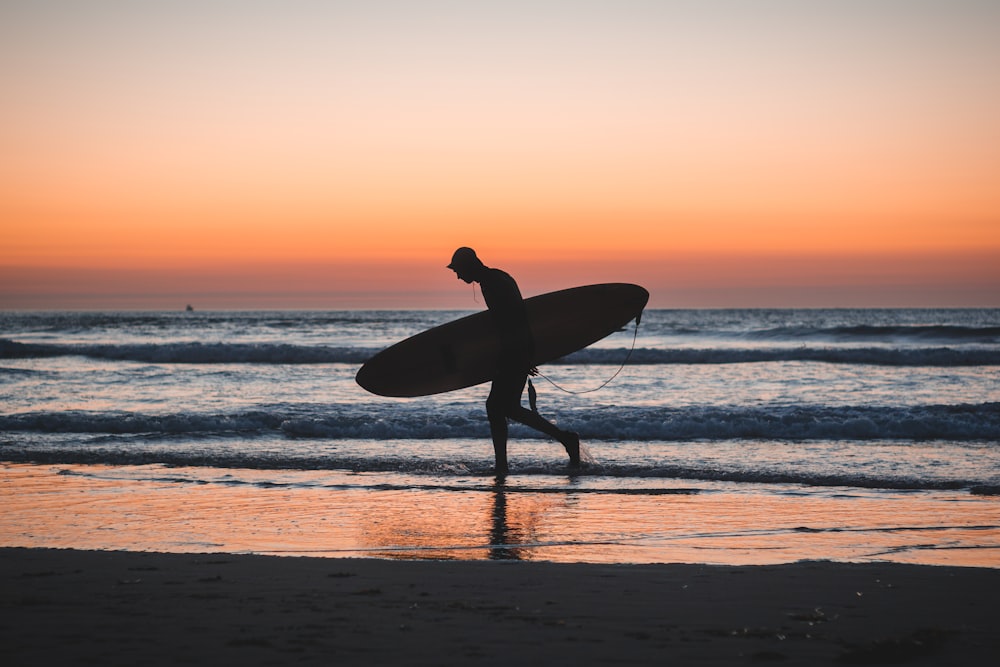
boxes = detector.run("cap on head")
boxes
[447,247,481,270]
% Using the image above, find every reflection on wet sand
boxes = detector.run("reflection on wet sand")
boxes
[359,480,563,561]
[489,480,520,560]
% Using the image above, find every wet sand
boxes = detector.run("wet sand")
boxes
[5,463,999,566]
[1,548,997,665]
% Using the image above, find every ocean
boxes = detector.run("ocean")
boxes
[2,308,998,566]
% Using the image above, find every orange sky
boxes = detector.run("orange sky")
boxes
[2,1,998,308]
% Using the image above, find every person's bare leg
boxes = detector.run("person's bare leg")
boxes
[508,406,580,468]
[487,383,511,477]
[488,413,509,477]
[562,431,581,468]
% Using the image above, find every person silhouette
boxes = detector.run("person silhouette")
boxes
[447,247,581,476]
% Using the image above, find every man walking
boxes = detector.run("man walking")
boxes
[447,247,581,476]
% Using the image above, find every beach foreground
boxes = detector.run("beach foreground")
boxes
[1,548,997,665]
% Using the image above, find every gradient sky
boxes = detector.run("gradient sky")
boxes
[2,0,998,309]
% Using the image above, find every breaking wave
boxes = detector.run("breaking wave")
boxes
[2,402,996,442]
[2,339,998,366]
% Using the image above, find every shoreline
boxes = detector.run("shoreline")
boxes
[4,462,998,567]
[2,548,998,665]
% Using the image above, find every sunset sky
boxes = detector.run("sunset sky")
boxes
[2,1,998,309]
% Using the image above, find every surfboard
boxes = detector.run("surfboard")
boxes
[356,283,649,397]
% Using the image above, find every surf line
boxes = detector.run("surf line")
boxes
[530,311,643,401]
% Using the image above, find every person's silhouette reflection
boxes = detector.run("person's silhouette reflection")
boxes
[448,247,580,477]
[488,479,521,560]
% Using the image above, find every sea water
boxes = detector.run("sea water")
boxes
[1,309,998,565]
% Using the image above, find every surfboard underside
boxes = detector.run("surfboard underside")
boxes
[355,283,648,397]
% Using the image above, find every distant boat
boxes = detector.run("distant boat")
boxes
[185,304,194,312]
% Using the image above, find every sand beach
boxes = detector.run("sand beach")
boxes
[2,547,998,666]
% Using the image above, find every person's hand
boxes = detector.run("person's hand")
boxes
[528,366,539,376]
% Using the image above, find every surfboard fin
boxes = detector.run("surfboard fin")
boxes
[528,378,538,413]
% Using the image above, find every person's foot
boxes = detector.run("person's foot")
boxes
[494,463,509,478]
[561,431,581,468]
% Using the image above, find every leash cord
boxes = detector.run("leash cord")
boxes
[533,312,643,395]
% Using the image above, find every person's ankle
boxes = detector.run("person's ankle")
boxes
[562,432,581,467]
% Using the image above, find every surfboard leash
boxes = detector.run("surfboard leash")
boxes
[531,310,643,397]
